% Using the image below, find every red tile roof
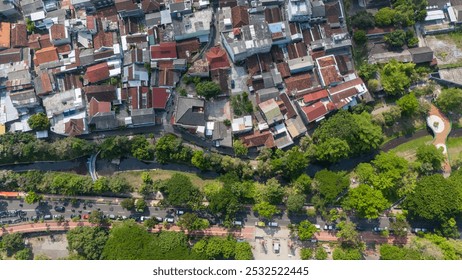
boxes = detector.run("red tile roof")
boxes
[285,73,313,94]
[86,15,96,30]
[89,97,111,117]
[11,23,27,48]
[279,92,297,119]
[37,72,53,95]
[141,0,161,13]
[57,44,71,54]
[311,50,326,60]
[319,65,342,86]
[231,6,249,28]
[50,24,66,42]
[0,22,10,49]
[303,89,329,103]
[85,62,110,83]
[302,101,330,122]
[152,87,169,109]
[39,34,52,48]
[34,47,59,65]
[205,46,230,70]
[241,130,276,148]
[176,38,200,60]
[317,55,337,67]
[211,68,229,94]
[328,78,364,95]
[150,42,177,60]
[84,85,116,102]
[28,33,41,49]
[64,118,85,136]
[287,42,307,59]
[277,62,291,79]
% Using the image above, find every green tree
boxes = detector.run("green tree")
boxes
[191,150,211,171]
[353,30,367,44]
[27,112,50,131]
[436,88,462,113]
[367,79,380,92]
[14,248,32,260]
[253,201,279,220]
[351,11,375,29]
[26,18,35,33]
[1,233,25,256]
[154,134,183,164]
[163,173,202,209]
[384,30,407,49]
[24,191,43,204]
[143,217,159,229]
[313,111,383,158]
[261,178,285,205]
[233,140,248,157]
[336,221,362,248]
[333,247,362,260]
[235,242,253,260]
[67,226,108,260]
[88,210,106,225]
[292,173,312,194]
[404,175,462,222]
[342,184,389,219]
[375,7,396,26]
[196,81,221,100]
[389,216,410,238]
[177,213,210,232]
[416,145,445,173]
[397,93,419,116]
[108,176,131,193]
[314,137,350,163]
[380,60,416,95]
[100,136,132,160]
[380,244,423,260]
[286,193,306,213]
[315,246,328,260]
[312,170,349,206]
[131,135,154,161]
[297,221,318,241]
[300,248,314,260]
[120,198,135,211]
[135,198,147,212]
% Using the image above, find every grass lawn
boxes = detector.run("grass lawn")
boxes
[447,136,462,165]
[389,135,434,161]
[114,169,217,191]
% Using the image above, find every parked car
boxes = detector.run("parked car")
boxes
[155,216,163,222]
[54,206,65,212]
[140,216,150,222]
[164,217,174,223]
[267,222,278,227]
[30,215,39,221]
[70,214,81,219]
[43,215,52,220]
[108,214,116,220]
[176,210,185,216]
[231,80,235,89]
[232,220,242,226]
[53,214,63,220]
[255,221,265,227]
[315,224,321,230]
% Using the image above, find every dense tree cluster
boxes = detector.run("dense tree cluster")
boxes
[27,112,50,131]
[380,60,416,95]
[436,88,462,114]
[231,92,253,116]
[196,81,221,100]
[375,0,427,27]
[192,236,253,260]
[312,111,383,162]
[100,135,155,161]
[154,134,192,164]
[67,226,108,260]
[0,133,95,164]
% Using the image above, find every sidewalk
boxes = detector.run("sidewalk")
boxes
[427,104,452,175]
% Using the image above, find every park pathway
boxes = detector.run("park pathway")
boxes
[427,104,452,176]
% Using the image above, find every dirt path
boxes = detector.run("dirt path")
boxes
[427,104,452,175]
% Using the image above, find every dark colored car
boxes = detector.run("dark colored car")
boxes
[54,206,65,212]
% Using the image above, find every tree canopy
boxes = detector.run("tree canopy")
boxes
[0,233,25,256]
[436,88,462,114]
[233,140,248,157]
[416,145,445,173]
[312,169,349,206]
[397,93,419,116]
[313,111,383,159]
[297,221,318,241]
[380,244,423,260]
[163,173,202,209]
[253,201,279,220]
[380,60,416,95]
[342,184,389,219]
[404,175,462,223]
[196,81,221,100]
[67,226,108,260]
[350,11,375,29]
[27,112,50,131]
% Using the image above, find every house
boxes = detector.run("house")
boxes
[409,47,434,64]
[115,0,143,18]
[205,46,230,70]
[174,96,206,130]
[0,0,21,18]
[151,87,170,110]
[11,23,28,48]
[88,97,118,131]
[150,42,177,61]
[300,89,329,104]
[34,47,59,66]
[169,1,192,19]
[0,22,10,50]
[141,0,161,13]
[327,76,368,109]
[172,9,212,42]
[231,5,249,28]
[176,38,200,61]
[84,85,117,102]
[64,118,86,136]
[316,55,343,87]
[130,108,156,126]
[258,98,284,126]
[188,58,210,77]
[34,71,53,96]
[85,62,110,84]
[49,24,71,46]
[287,0,311,22]
[71,0,115,11]
[123,63,149,86]
[240,130,276,148]
[221,23,273,62]
[285,72,320,96]
[232,115,252,134]
[211,68,229,95]
[299,100,333,123]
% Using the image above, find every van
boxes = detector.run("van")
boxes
[267,222,278,227]
[233,220,242,226]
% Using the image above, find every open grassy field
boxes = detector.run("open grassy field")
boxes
[114,169,217,191]
[389,135,434,161]
[447,136,462,165]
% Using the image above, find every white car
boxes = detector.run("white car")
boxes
[164,217,174,223]
[233,220,242,226]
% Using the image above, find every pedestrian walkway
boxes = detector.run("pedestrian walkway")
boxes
[427,104,452,175]
[313,231,408,245]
